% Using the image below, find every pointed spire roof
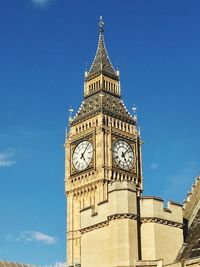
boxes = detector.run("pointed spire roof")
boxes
[86,16,119,81]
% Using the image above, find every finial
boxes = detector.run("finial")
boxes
[116,61,120,77]
[132,104,138,122]
[99,16,104,33]
[84,61,88,78]
[132,104,137,114]
[68,106,74,122]
[138,126,141,136]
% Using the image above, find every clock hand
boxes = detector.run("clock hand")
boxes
[82,142,90,157]
[121,149,129,161]
[80,153,87,163]
[123,147,131,157]
[80,143,90,160]
[121,152,126,161]
[80,153,85,160]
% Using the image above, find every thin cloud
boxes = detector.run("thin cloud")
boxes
[31,0,56,7]
[149,163,158,171]
[43,262,66,267]
[54,263,66,267]
[0,148,17,167]
[17,231,57,245]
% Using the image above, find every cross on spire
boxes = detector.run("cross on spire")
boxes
[86,17,118,82]
[99,16,104,33]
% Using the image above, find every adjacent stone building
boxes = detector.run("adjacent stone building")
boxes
[65,17,200,267]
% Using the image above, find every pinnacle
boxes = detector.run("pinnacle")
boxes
[86,17,118,81]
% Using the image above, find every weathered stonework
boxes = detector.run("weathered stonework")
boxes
[65,17,200,267]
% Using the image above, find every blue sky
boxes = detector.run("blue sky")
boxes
[0,0,200,265]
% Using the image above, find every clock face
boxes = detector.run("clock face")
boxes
[113,139,134,170]
[72,140,93,171]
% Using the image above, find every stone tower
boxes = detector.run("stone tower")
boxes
[65,17,143,267]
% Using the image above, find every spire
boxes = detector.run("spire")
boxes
[86,16,119,81]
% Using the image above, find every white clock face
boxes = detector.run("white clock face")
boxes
[72,140,93,171]
[113,139,134,170]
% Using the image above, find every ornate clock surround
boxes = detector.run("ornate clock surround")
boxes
[70,134,95,176]
[112,134,137,174]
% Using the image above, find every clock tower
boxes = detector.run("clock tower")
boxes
[65,17,143,267]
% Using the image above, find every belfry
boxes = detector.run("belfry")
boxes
[65,17,200,267]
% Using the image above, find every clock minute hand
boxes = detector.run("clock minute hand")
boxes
[121,147,131,161]
[123,147,131,156]
[81,142,90,159]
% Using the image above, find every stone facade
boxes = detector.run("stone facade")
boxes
[65,17,200,267]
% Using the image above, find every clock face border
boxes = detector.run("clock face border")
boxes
[70,135,94,175]
[73,140,93,171]
[112,136,136,172]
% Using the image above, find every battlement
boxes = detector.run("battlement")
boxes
[183,175,200,221]
[140,196,183,225]
[183,176,200,216]
[140,196,183,264]
[80,180,138,230]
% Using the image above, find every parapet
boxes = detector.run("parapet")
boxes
[183,175,200,221]
[136,259,163,267]
[140,196,183,225]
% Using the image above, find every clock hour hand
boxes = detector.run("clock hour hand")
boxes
[122,147,131,159]
[80,152,86,160]
[121,152,127,161]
